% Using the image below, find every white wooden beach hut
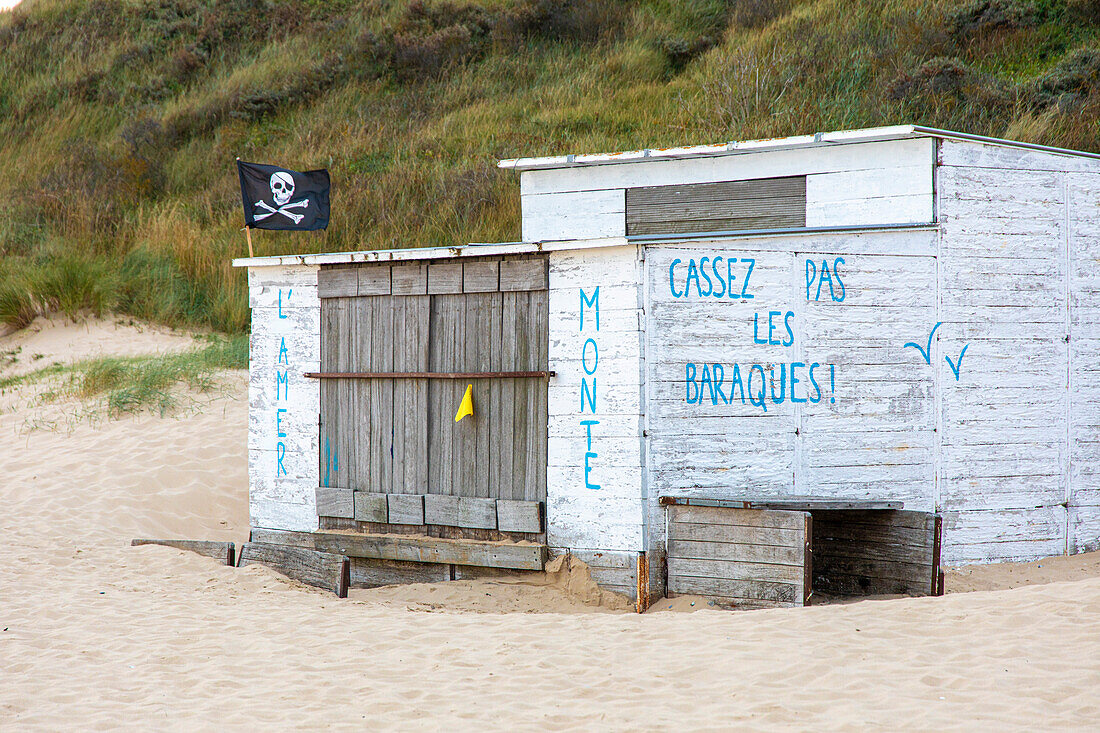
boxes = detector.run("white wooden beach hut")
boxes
[234,125,1100,609]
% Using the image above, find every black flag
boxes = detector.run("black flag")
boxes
[237,161,330,231]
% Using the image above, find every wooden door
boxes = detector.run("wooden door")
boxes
[317,256,548,503]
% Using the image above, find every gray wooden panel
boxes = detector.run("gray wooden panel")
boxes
[371,295,395,494]
[811,537,933,565]
[405,296,430,494]
[463,261,499,292]
[815,509,936,531]
[427,294,457,498]
[251,528,547,571]
[239,542,350,597]
[131,539,235,566]
[626,176,806,236]
[487,292,504,501]
[424,495,497,529]
[351,297,373,492]
[428,263,463,294]
[664,498,903,511]
[669,504,807,530]
[316,486,354,518]
[317,266,358,298]
[668,538,803,566]
[500,258,548,291]
[312,531,545,570]
[512,291,533,501]
[358,265,391,295]
[812,520,934,547]
[668,521,804,546]
[497,500,542,533]
[668,575,799,604]
[450,294,469,496]
[391,263,428,295]
[390,296,408,494]
[353,492,388,523]
[461,295,483,498]
[319,299,336,489]
[666,557,804,583]
[501,292,521,500]
[319,257,549,512]
[810,509,939,596]
[255,529,546,571]
[667,506,809,608]
[350,557,451,588]
[387,493,424,525]
[320,298,358,492]
[532,290,548,503]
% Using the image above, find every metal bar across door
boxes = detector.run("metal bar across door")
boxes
[307,371,555,379]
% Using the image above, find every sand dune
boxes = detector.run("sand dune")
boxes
[2,318,1099,730]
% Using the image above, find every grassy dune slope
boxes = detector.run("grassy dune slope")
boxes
[2,0,1100,333]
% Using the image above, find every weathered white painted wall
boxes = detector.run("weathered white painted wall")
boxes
[239,134,1100,568]
[547,245,646,552]
[642,229,940,550]
[520,138,934,241]
[247,264,321,532]
[937,140,1100,562]
[1068,172,1100,554]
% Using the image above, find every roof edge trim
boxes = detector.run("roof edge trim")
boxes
[498,124,1100,171]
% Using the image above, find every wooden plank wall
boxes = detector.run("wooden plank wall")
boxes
[644,231,939,510]
[248,264,322,532]
[626,176,806,236]
[545,245,648,554]
[1068,171,1100,553]
[666,505,810,609]
[936,140,1100,562]
[811,510,939,596]
[520,138,934,241]
[318,255,548,509]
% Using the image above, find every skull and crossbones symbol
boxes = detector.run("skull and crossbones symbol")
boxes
[254,171,309,224]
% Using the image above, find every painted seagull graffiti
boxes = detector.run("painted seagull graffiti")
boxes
[903,321,942,365]
[945,344,969,381]
[904,321,969,381]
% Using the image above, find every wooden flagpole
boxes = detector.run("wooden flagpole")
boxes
[237,157,253,258]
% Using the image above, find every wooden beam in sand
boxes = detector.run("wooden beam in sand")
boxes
[131,539,236,566]
[238,542,350,598]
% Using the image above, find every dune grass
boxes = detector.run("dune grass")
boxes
[2,0,1100,334]
[0,334,248,416]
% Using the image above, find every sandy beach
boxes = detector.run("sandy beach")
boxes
[2,318,1099,730]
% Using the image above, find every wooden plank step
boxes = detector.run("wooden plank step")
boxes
[497,500,543,533]
[131,539,235,566]
[239,542,350,598]
[424,495,497,529]
[660,496,903,511]
[252,528,547,571]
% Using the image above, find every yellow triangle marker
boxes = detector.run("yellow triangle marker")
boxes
[454,383,474,422]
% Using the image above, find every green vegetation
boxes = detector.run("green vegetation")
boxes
[3,0,1100,333]
[0,334,248,416]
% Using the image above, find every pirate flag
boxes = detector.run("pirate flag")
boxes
[237,160,330,231]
